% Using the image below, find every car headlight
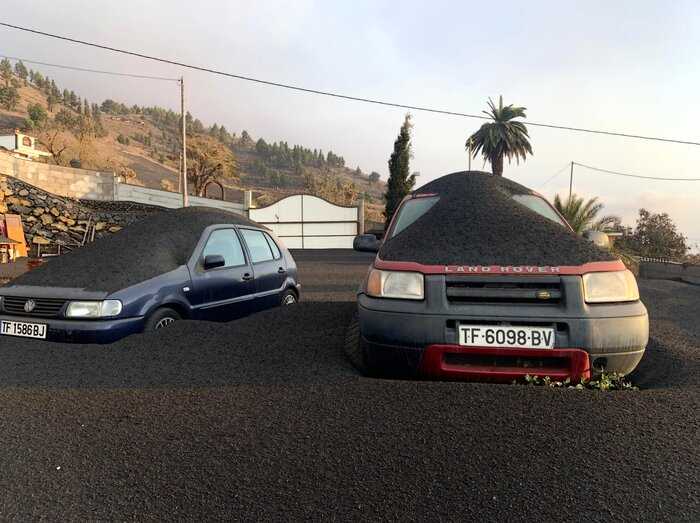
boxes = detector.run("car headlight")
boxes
[65,300,123,318]
[366,269,424,300]
[582,270,639,303]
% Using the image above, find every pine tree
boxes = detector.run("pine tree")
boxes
[0,58,12,87]
[47,93,57,112]
[383,114,416,228]
[0,86,20,110]
[218,125,229,143]
[14,60,28,83]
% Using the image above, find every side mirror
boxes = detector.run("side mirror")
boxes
[583,230,611,250]
[353,234,381,253]
[203,254,226,270]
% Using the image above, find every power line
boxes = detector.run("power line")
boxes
[0,54,179,81]
[538,162,571,187]
[2,21,699,147]
[573,162,700,181]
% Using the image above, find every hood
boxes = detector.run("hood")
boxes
[378,171,617,268]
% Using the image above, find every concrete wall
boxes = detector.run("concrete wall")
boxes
[639,260,699,285]
[639,261,684,281]
[0,152,245,214]
[681,264,700,285]
[0,152,115,200]
[115,183,244,213]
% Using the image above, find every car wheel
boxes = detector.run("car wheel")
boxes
[280,289,298,306]
[145,307,181,331]
[344,314,381,377]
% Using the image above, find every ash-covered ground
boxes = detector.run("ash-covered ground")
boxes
[0,250,697,521]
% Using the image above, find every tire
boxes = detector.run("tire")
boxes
[280,289,298,306]
[144,307,181,331]
[344,313,381,377]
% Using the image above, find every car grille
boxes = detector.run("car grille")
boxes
[445,275,562,304]
[1,296,67,318]
[444,352,570,371]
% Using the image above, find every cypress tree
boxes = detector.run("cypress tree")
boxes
[383,114,416,228]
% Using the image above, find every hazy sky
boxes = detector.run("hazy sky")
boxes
[2,0,699,247]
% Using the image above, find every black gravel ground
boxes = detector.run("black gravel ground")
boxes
[0,251,698,521]
[8,206,260,293]
[380,171,616,266]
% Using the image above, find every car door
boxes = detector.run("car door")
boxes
[188,228,256,321]
[239,228,287,310]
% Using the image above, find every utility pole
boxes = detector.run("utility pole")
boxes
[568,161,574,200]
[180,76,189,207]
[177,152,182,193]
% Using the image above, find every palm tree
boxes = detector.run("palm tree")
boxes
[466,96,533,176]
[553,193,620,234]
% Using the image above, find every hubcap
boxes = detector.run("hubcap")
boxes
[282,294,296,305]
[155,317,176,329]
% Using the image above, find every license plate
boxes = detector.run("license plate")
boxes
[0,320,47,339]
[458,325,554,349]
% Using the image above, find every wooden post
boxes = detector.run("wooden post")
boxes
[180,77,189,207]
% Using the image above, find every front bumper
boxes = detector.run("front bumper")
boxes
[0,314,145,344]
[358,295,648,380]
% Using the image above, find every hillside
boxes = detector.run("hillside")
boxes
[0,60,386,223]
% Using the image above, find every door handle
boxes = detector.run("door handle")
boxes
[242,273,253,281]
[277,267,286,274]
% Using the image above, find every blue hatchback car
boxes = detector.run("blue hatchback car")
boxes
[0,207,300,343]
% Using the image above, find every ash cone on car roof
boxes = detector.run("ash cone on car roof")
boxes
[6,206,262,294]
[379,171,616,267]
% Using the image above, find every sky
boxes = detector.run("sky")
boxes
[1,0,699,248]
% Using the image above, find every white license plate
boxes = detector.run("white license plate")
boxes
[0,320,47,339]
[459,325,554,349]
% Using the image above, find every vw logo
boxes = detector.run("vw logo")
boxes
[24,299,36,313]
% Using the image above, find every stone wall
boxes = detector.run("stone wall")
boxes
[0,152,115,200]
[0,174,161,257]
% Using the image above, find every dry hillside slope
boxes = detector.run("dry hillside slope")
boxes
[0,62,386,222]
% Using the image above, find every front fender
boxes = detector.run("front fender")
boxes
[108,266,193,318]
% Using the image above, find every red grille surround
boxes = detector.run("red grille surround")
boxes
[420,345,590,383]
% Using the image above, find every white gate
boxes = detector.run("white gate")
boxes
[248,194,359,249]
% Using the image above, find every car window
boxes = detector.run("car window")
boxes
[390,196,439,238]
[264,233,282,259]
[240,229,274,263]
[512,194,567,227]
[202,229,246,267]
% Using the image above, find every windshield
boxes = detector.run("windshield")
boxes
[512,194,567,227]
[390,196,439,238]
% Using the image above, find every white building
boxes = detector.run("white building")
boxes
[0,130,51,161]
